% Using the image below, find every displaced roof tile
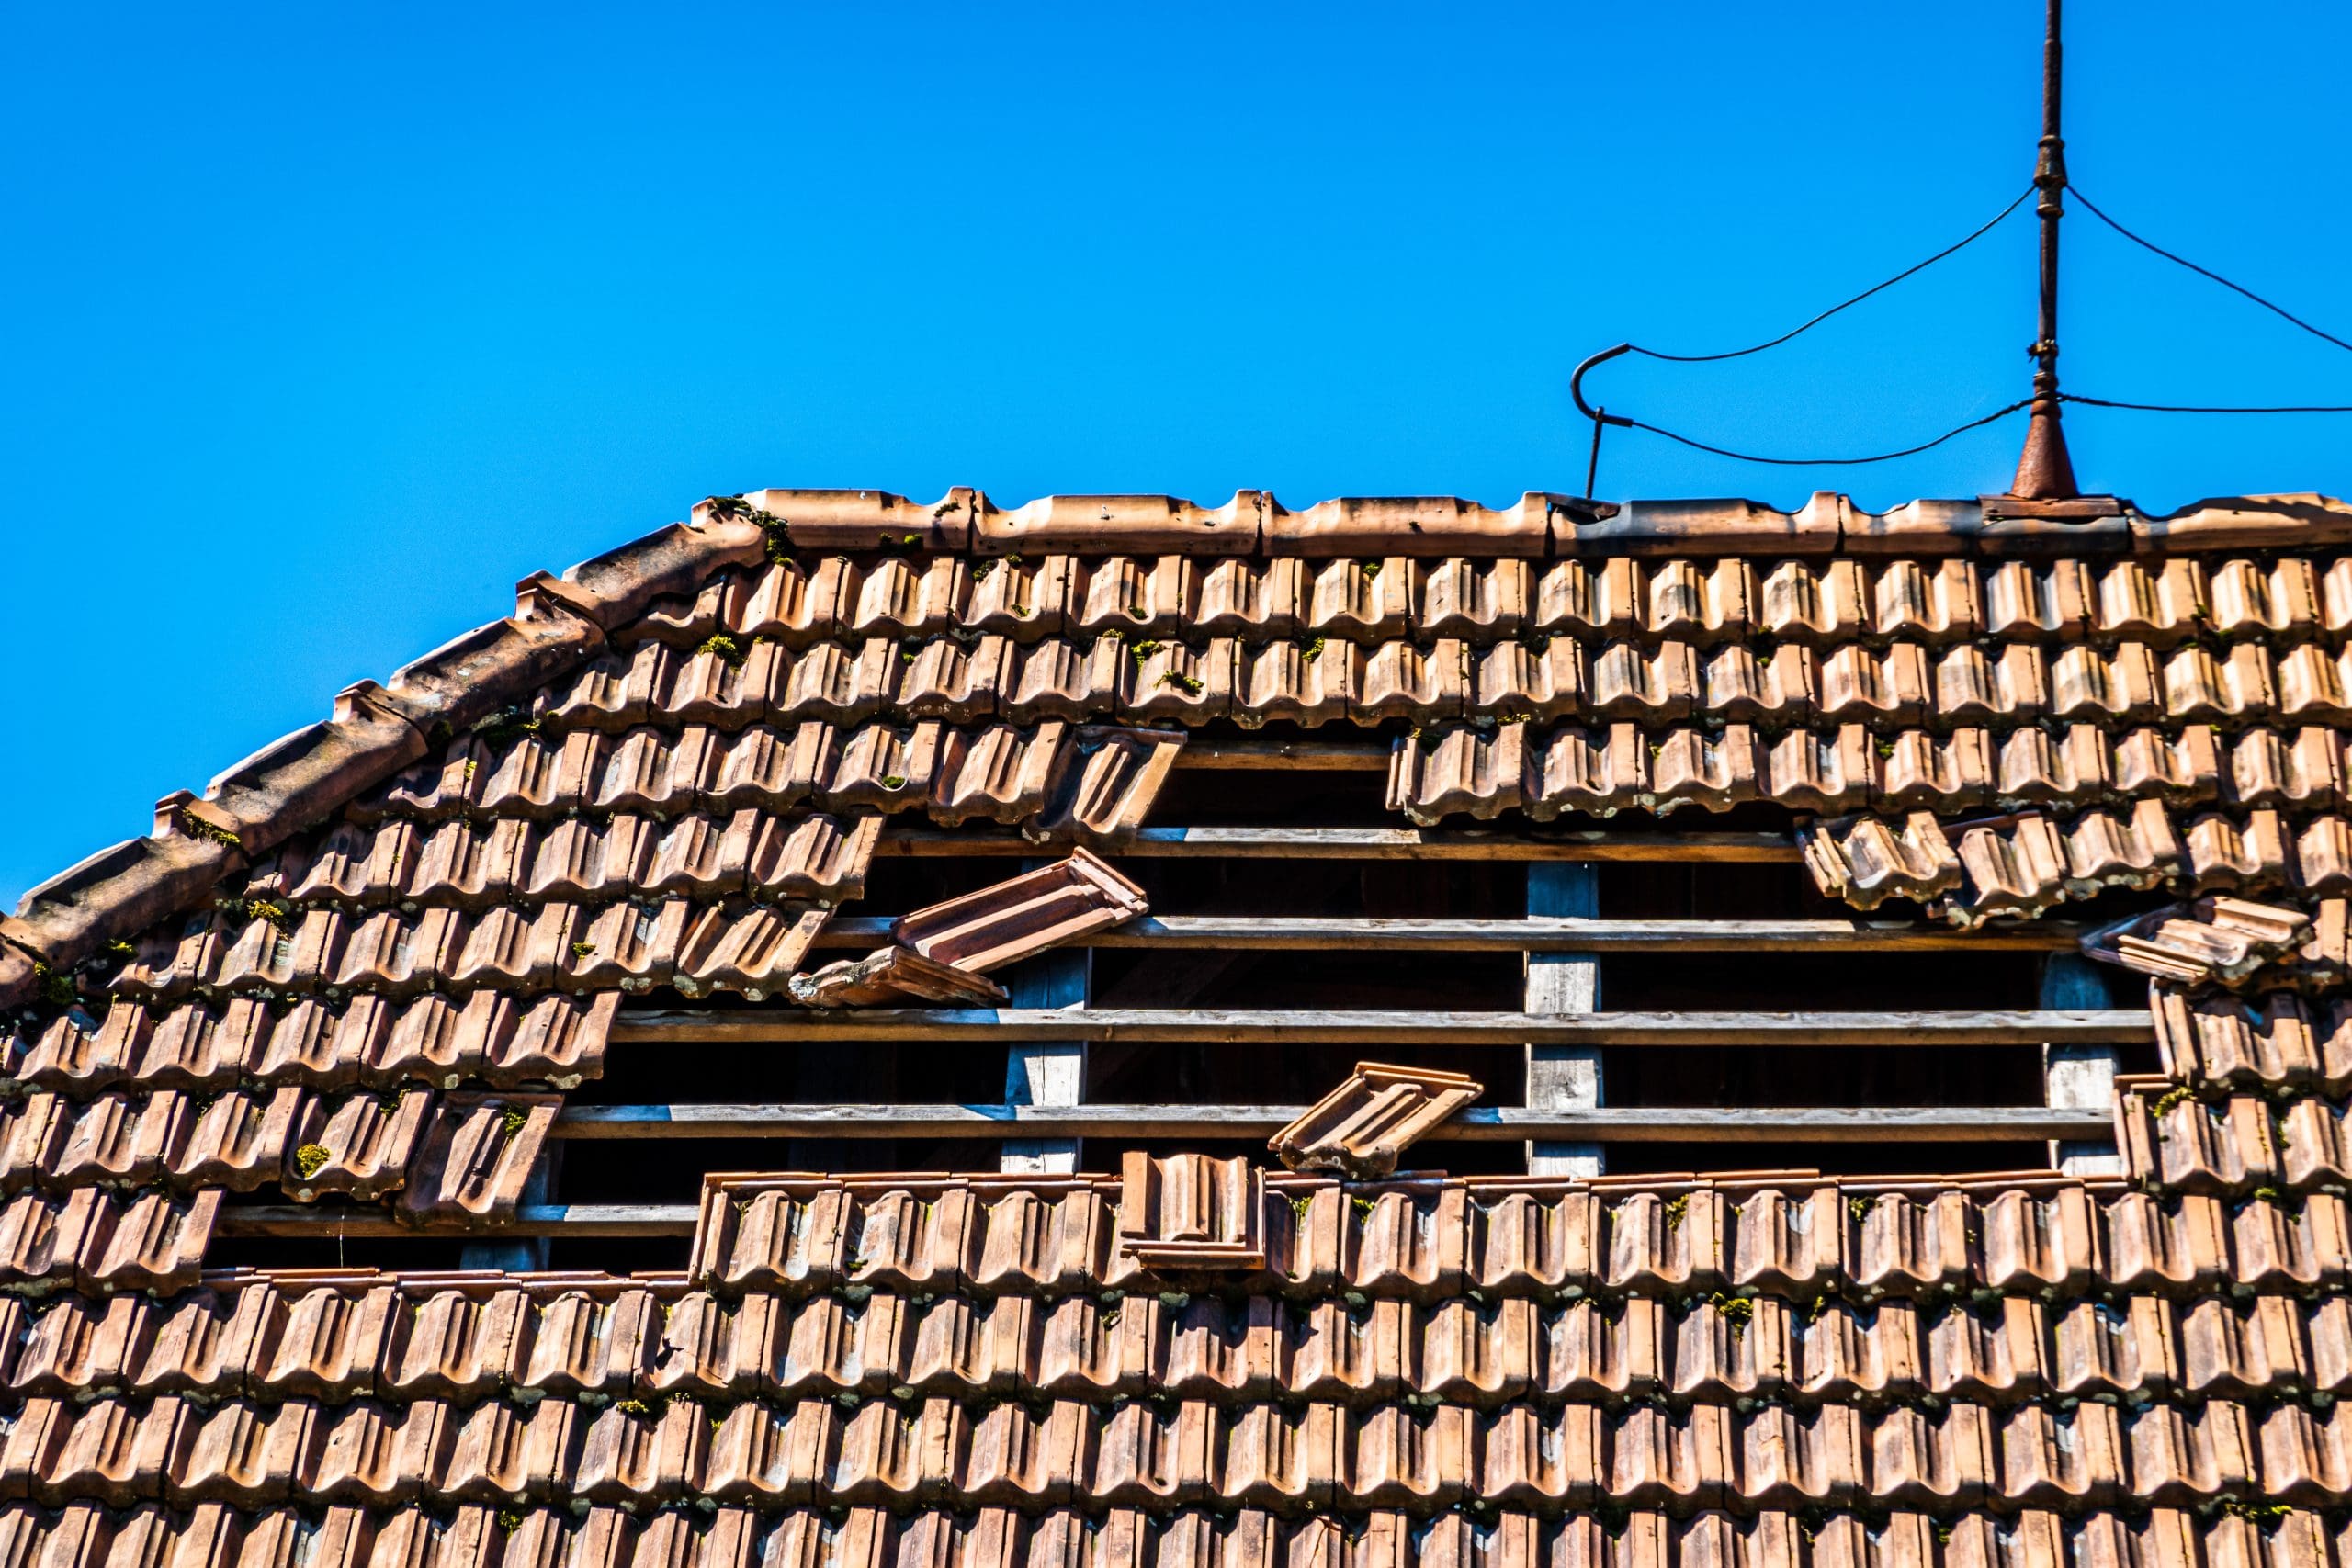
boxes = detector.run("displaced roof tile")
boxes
[1117,1154,1267,1272]
[1802,812,1962,911]
[891,850,1147,974]
[2084,897,2314,987]
[787,946,1009,1009]
[1269,1065,1487,1179]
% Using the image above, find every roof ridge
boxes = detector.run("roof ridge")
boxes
[698,486,2352,558]
[0,514,770,996]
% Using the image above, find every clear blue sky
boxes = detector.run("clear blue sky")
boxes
[5,2,2349,906]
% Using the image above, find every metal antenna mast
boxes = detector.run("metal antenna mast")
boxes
[2009,0,2080,500]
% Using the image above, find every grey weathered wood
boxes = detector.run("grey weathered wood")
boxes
[876,827,1801,863]
[459,1148,556,1271]
[811,915,2079,953]
[551,1101,2113,1142]
[1526,863,1603,1178]
[2041,953,2125,1178]
[215,1203,695,1239]
[1001,944,1089,1175]
[1170,739,1390,770]
[616,1008,2154,1047]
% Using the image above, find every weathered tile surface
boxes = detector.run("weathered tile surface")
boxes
[5,487,2352,1545]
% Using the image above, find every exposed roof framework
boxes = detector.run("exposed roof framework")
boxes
[1,486,2348,1562]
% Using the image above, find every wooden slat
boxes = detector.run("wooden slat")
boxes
[813,915,2078,953]
[876,827,1800,863]
[555,1102,2109,1144]
[1170,739,1389,770]
[214,1203,693,1239]
[616,1008,2151,1047]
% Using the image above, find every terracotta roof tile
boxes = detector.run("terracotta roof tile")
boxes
[0,1189,216,1292]
[658,1169,2344,1310]
[890,850,1148,974]
[1117,1154,1268,1272]
[381,1092,558,1230]
[16,491,2352,975]
[13,489,2352,1543]
[1802,812,1962,910]
[1269,1065,1487,1179]
[13,1276,2352,1468]
[2153,987,2352,1096]
[125,991,604,1099]
[2083,897,2315,987]
[2,834,239,976]
[1793,802,2352,925]
[5,1385,2343,1519]
[787,945,1010,1008]
[6,1505,2347,1568]
[96,897,832,1007]
[285,1088,436,1201]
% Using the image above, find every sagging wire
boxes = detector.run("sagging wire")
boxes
[1631,186,2040,364]
[2064,394,2352,415]
[1572,186,2040,493]
[2067,185,2352,356]
[2058,183,2352,415]
[1573,181,2352,491]
[1623,398,2032,468]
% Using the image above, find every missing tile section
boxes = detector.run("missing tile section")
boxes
[2083,897,2315,987]
[1116,1151,1266,1272]
[1268,1062,1486,1179]
[891,848,1148,973]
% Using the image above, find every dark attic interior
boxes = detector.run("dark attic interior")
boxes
[4,485,2350,1563]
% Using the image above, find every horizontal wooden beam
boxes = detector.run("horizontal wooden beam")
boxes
[214,1203,693,1239]
[876,826,1801,863]
[614,1008,2151,1047]
[555,1102,2110,1144]
[814,915,2079,953]
[1170,739,1389,771]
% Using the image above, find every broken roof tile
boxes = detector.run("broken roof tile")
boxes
[786,946,1010,1009]
[2083,897,2315,987]
[1268,1064,1486,1179]
[283,1089,435,1202]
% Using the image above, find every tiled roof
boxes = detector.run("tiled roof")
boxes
[5,485,2352,1551]
[7,487,2351,984]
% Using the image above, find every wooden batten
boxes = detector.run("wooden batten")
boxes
[613,1007,2152,1046]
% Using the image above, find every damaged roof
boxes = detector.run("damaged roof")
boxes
[3,484,2351,1556]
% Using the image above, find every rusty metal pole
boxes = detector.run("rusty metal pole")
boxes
[2011,0,2081,499]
